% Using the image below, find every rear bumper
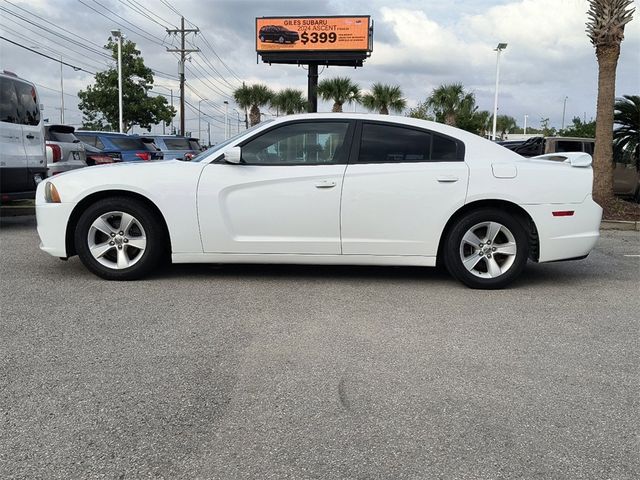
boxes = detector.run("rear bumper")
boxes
[523,196,602,263]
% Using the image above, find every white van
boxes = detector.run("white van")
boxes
[0,71,46,201]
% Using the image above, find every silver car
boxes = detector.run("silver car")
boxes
[45,125,87,176]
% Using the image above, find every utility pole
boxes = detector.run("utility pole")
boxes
[166,17,199,136]
[561,96,568,130]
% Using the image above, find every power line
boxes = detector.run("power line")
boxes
[117,0,169,29]
[0,36,96,74]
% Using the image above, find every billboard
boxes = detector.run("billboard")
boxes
[256,16,371,53]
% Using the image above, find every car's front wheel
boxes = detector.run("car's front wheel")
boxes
[443,208,529,289]
[75,197,165,280]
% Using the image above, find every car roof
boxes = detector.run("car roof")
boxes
[75,131,128,137]
[0,71,35,85]
[545,136,594,141]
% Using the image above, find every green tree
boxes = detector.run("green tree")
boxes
[271,88,308,115]
[613,94,640,168]
[77,37,175,132]
[494,115,518,139]
[317,77,360,112]
[539,118,557,137]
[425,83,475,126]
[586,0,634,204]
[361,83,407,115]
[232,83,252,129]
[407,101,434,121]
[233,83,273,126]
[559,117,597,137]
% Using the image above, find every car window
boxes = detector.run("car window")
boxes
[241,122,350,165]
[556,141,584,152]
[583,142,594,155]
[163,137,191,150]
[46,130,78,143]
[358,123,432,163]
[0,77,20,124]
[14,80,40,126]
[76,134,96,146]
[95,138,105,150]
[111,137,147,150]
[432,134,459,160]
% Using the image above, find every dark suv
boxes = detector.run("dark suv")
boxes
[259,25,299,44]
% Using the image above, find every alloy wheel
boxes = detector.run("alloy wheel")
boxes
[458,221,517,278]
[87,211,147,270]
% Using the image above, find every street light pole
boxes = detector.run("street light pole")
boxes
[59,55,64,124]
[561,96,568,130]
[111,29,124,133]
[198,98,205,141]
[491,42,507,141]
[224,101,229,140]
[524,114,528,135]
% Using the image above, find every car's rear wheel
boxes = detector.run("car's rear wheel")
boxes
[75,197,164,280]
[278,35,285,43]
[260,35,265,42]
[444,208,529,289]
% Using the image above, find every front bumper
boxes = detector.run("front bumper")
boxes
[36,185,75,258]
[523,195,602,263]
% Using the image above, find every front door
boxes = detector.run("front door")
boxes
[198,120,354,254]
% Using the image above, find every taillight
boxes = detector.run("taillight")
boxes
[87,155,115,165]
[47,143,62,162]
[135,152,151,161]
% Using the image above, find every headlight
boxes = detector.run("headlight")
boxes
[44,182,61,203]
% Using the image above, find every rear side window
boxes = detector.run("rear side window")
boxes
[556,141,584,152]
[357,123,463,163]
[46,129,78,143]
[111,137,147,150]
[163,137,191,149]
[14,80,40,126]
[0,77,20,123]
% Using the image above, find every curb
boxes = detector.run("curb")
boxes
[600,220,640,231]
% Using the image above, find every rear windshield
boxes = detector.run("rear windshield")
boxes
[189,139,201,150]
[111,137,147,150]
[163,137,192,150]
[46,129,79,143]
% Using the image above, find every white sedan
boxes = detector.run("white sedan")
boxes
[36,114,602,289]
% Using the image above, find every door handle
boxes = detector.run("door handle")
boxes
[26,134,35,140]
[437,176,459,183]
[315,180,337,189]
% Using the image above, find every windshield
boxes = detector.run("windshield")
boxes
[193,121,272,162]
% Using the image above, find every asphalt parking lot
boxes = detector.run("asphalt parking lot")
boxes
[1,215,639,479]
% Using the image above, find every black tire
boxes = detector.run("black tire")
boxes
[443,208,529,289]
[278,36,285,43]
[260,35,265,42]
[74,197,165,280]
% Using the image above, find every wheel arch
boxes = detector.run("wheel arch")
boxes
[436,199,540,265]
[65,190,172,258]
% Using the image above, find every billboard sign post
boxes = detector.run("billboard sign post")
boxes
[256,15,373,112]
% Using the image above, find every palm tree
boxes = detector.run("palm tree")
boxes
[270,88,308,115]
[613,95,640,169]
[233,83,274,126]
[586,0,634,204]
[317,77,360,112]
[495,115,518,140]
[425,83,475,126]
[232,83,251,129]
[360,83,406,115]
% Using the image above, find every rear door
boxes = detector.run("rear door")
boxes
[341,121,469,256]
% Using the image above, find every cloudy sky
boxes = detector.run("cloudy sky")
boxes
[1,0,638,143]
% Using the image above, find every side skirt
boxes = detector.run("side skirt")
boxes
[172,253,437,267]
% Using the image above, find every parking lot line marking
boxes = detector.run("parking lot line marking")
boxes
[623,254,640,257]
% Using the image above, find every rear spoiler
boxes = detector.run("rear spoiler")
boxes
[532,152,592,168]
[48,124,75,134]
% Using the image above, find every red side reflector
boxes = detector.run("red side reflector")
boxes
[552,210,575,217]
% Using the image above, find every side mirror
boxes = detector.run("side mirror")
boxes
[223,146,241,164]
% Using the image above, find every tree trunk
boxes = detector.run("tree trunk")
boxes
[380,106,389,115]
[444,113,456,126]
[332,102,343,113]
[249,105,261,126]
[592,44,620,205]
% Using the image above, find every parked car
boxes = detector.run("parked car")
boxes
[504,136,638,200]
[0,70,46,201]
[45,125,88,176]
[141,135,201,161]
[258,25,299,44]
[74,131,163,162]
[36,114,602,289]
